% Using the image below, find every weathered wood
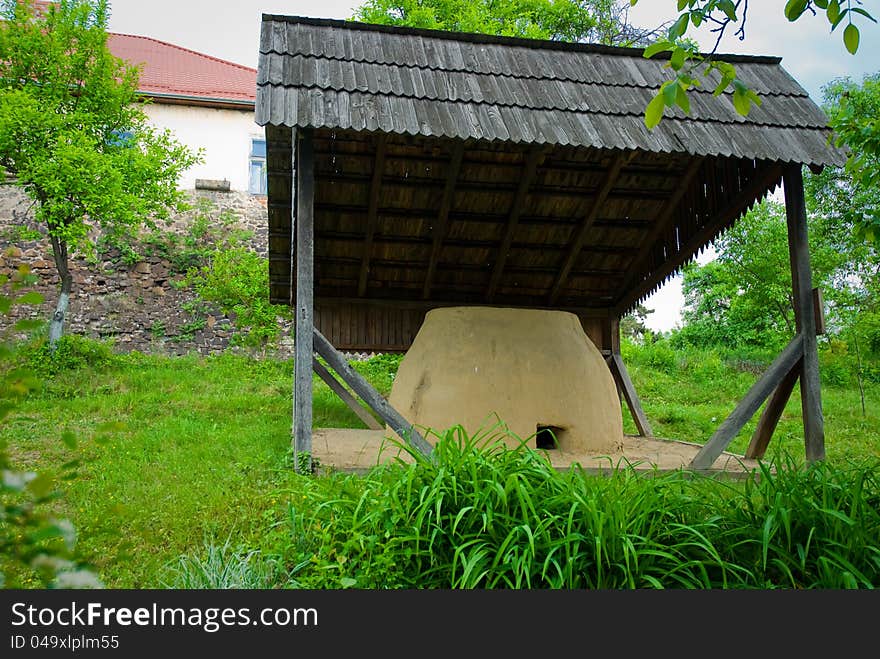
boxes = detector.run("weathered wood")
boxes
[422,142,465,299]
[690,334,804,470]
[615,162,785,315]
[607,353,653,437]
[294,128,316,472]
[813,287,826,336]
[784,165,825,463]
[312,328,434,457]
[312,358,383,430]
[311,296,610,316]
[745,358,801,460]
[486,147,544,301]
[357,135,388,297]
[548,152,629,305]
[615,157,705,299]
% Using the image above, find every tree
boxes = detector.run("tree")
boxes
[353,0,662,45]
[0,0,199,347]
[676,74,880,351]
[630,1,877,128]
[621,304,655,342]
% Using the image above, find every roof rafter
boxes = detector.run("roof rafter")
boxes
[357,135,388,297]
[547,151,631,306]
[422,142,466,300]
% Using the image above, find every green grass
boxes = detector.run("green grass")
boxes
[1,338,878,588]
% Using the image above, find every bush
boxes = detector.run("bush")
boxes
[24,334,118,377]
[184,246,290,349]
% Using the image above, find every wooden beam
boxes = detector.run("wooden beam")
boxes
[615,162,784,315]
[607,353,653,437]
[422,142,465,299]
[784,164,825,463]
[312,358,382,430]
[293,128,315,473]
[689,334,804,470]
[312,328,434,458]
[745,358,801,460]
[313,296,611,317]
[548,152,629,305]
[486,147,544,301]
[614,157,705,301]
[357,136,388,297]
[813,287,826,336]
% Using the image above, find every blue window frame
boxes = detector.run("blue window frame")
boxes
[249,138,267,195]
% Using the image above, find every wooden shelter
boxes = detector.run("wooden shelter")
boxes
[255,14,848,472]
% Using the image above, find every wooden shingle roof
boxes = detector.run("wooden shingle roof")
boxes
[256,15,848,352]
[256,15,845,167]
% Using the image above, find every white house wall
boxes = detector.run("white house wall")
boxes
[143,103,263,193]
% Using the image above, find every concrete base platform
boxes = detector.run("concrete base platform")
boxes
[311,428,763,478]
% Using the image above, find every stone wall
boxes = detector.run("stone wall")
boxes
[0,183,296,357]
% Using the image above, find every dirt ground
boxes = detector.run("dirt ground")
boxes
[311,428,762,477]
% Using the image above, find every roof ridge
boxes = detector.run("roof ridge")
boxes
[261,13,784,66]
[109,32,256,74]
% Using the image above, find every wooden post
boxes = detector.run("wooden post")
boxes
[602,316,653,437]
[293,128,315,473]
[312,358,382,430]
[784,164,825,463]
[745,358,801,460]
[689,334,804,470]
[312,329,434,458]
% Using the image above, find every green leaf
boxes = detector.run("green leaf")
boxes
[675,84,691,115]
[670,48,686,71]
[645,92,666,129]
[718,0,738,22]
[667,14,690,40]
[662,81,679,106]
[643,40,672,59]
[677,0,688,10]
[61,431,77,449]
[849,8,877,23]
[15,291,43,305]
[732,89,751,116]
[784,0,809,21]
[690,10,703,27]
[813,0,828,9]
[843,23,860,54]
[828,2,844,28]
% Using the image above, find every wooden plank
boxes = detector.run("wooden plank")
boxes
[547,152,629,305]
[357,135,388,297]
[784,165,825,463]
[607,353,653,438]
[294,128,316,473]
[313,358,383,430]
[745,358,801,460]
[312,328,434,457]
[689,334,804,470]
[813,287,826,336]
[486,147,544,301]
[615,162,784,315]
[615,157,705,300]
[422,142,465,299]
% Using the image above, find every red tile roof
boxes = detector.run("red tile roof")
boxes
[29,2,256,106]
[107,33,257,105]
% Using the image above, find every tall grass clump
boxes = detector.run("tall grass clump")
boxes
[163,537,282,589]
[275,429,880,589]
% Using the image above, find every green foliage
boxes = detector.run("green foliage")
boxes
[276,428,880,588]
[0,268,100,588]
[632,1,876,128]
[24,334,118,377]
[0,0,200,341]
[354,0,658,45]
[183,246,290,349]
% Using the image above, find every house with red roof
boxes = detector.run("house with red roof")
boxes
[30,1,264,195]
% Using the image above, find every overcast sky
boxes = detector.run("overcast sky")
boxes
[106,0,880,332]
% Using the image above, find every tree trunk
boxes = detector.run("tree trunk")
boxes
[48,234,72,350]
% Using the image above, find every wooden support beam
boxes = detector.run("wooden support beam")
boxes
[607,353,653,438]
[422,142,465,299]
[614,157,705,300]
[357,136,388,297]
[548,152,629,305]
[689,334,804,470]
[615,162,784,316]
[312,328,434,458]
[784,164,825,463]
[745,358,801,460]
[813,287,826,336]
[486,148,544,301]
[312,358,382,431]
[293,128,315,473]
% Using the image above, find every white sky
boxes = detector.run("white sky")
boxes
[106,0,880,332]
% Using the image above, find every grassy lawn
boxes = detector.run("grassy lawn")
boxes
[1,340,878,588]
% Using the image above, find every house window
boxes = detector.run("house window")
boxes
[249,137,267,195]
